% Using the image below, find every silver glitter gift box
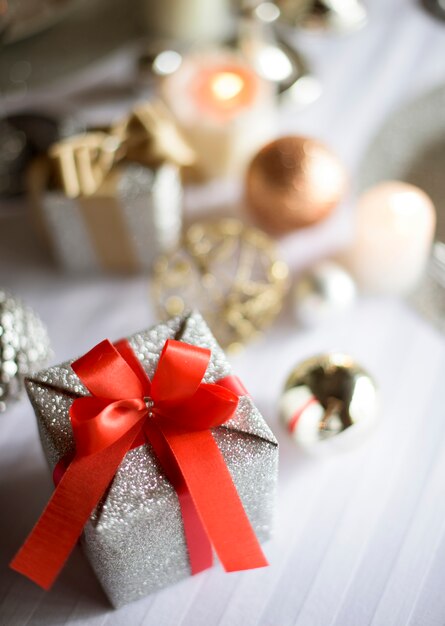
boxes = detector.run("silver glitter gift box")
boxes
[25,312,278,607]
[29,159,182,274]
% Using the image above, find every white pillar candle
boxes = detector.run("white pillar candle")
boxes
[346,181,436,295]
[161,51,276,179]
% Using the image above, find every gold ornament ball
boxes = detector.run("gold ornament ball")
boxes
[245,136,348,234]
[280,353,378,451]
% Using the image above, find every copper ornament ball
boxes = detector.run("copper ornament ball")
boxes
[245,136,348,234]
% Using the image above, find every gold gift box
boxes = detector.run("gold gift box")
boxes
[28,103,195,274]
[29,158,182,274]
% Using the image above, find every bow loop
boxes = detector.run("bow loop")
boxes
[71,396,147,457]
[71,340,146,401]
[159,383,239,432]
[151,340,211,407]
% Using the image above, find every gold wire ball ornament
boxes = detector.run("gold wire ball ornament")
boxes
[152,219,289,352]
[245,135,348,235]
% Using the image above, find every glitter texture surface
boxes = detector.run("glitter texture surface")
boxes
[25,312,278,607]
[0,290,51,413]
[118,164,182,271]
[39,163,182,274]
[44,191,99,272]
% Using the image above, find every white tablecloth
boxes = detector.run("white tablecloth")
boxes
[1,1,445,624]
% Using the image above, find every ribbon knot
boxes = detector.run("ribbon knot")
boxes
[144,397,155,413]
[49,102,196,198]
[11,337,267,591]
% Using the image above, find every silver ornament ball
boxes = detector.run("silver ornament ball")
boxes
[292,260,356,327]
[280,353,378,451]
[0,290,51,412]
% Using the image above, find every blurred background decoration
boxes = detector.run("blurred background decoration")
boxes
[276,0,367,32]
[0,0,444,376]
[0,112,61,198]
[344,181,436,295]
[27,102,189,272]
[152,219,289,352]
[1,0,444,347]
[0,289,50,412]
[421,0,445,20]
[1,0,444,342]
[358,84,445,330]
[0,0,331,103]
[245,135,348,233]
[280,352,378,451]
[160,48,276,178]
[291,259,357,328]
[0,0,84,44]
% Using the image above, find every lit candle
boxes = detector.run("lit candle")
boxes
[162,52,276,178]
[345,181,436,294]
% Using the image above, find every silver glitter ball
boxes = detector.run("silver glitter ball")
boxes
[280,353,378,451]
[292,260,357,327]
[0,290,51,412]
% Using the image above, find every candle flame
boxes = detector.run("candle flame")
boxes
[210,72,245,101]
[189,62,258,120]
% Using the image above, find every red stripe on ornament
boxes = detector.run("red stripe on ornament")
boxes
[288,397,317,433]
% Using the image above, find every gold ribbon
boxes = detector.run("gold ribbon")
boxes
[49,101,195,198]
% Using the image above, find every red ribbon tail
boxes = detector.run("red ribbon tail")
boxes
[159,427,268,572]
[10,425,140,590]
[177,489,213,575]
[144,421,213,575]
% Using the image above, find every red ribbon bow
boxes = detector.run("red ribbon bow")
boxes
[11,338,267,590]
